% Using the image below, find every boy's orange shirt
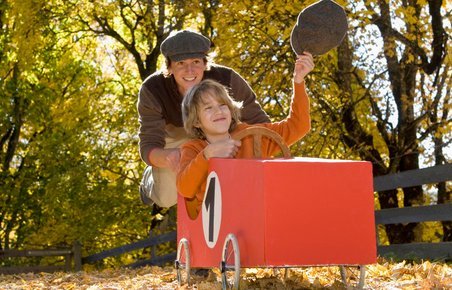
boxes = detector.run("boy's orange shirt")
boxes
[177,82,311,219]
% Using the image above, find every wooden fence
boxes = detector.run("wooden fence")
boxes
[79,163,452,266]
[374,163,452,260]
[81,231,176,268]
[1,163,450,274]
[0,241,82,275]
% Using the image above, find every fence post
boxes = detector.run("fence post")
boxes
[73,241,82,271]
[65,251,72,271]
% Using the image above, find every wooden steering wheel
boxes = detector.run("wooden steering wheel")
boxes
[233,126,291,158]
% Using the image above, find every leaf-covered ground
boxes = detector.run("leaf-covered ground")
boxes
[0,260,450,289]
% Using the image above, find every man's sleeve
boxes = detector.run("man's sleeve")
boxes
[229,69,270,124]
[137,84,166,166]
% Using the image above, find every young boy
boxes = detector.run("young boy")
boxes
[177,53,314,219]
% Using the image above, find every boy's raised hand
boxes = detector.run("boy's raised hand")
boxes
[294,52,314,84]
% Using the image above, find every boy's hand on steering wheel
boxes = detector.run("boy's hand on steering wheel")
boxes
[203,139,242,160]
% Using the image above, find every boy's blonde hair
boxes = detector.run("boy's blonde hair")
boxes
[182,79,242,139]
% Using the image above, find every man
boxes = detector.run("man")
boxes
[138,29,269,208]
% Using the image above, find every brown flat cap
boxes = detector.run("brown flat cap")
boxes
[160,30,211,62]
[290,0,348,56]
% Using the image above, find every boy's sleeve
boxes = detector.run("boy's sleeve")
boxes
[176,143,209,199]
[264,81,311,155]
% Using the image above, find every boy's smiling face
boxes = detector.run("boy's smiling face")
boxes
[195,92,232,143]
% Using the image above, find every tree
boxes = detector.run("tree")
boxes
[336,0,450,243]
[0,0,220,265]
[0,0,150,262]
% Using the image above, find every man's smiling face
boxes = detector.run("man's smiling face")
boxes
[169,58,207,96]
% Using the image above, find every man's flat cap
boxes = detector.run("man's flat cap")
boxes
[160,30,211,62]
[290,0,348,56]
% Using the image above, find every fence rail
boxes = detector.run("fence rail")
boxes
[82,231,176,267]
[373,163,451,192]
[375,203,452,225]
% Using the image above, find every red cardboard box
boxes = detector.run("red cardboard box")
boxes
[177,157,377,267]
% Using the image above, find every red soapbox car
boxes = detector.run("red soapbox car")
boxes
[174,127,377,289]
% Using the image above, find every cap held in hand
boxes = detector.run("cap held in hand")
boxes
[290,0,348,56]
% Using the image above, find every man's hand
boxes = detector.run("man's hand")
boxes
[166,149,181,172]
[149,148,181,172]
